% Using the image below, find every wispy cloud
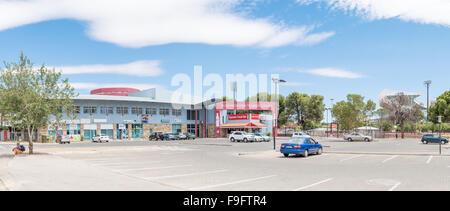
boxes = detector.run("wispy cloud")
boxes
[54,60,164,77]
[0,0,334,48]
[300,68,365,79]
[297,0,450,27]
[283,82,311,87]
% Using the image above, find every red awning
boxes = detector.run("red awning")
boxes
[220,122,267,128]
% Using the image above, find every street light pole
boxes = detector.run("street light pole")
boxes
[272,78,286,150]
[424,80,432,123]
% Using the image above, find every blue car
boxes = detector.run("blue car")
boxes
[280,137,323,157]
[163,133,179,140]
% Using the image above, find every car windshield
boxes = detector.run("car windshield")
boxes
[287,137,306,143]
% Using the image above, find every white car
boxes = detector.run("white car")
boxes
[178,133,187,140]
[254,133,271,142]
[292,132,311,138]
[229,131,255,142]
[92,135,110,143]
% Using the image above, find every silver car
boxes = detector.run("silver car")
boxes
[344,133,373,142]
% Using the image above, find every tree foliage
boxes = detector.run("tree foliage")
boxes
[0,53,77,153]
[429,90,450,123]
[331,94,376,130]
[285,92,324,130]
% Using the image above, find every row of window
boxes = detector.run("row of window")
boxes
[75,106,183,116]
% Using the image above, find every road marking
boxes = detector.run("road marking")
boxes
[293,178,334,191]
[340,155,363,162]
[190,175,277,190]
[382,155,399,163]
[91,161,162,166]
[145,169,229,180]
[389,182,402,191]
[426,156,433,164]
[115,164,193,172]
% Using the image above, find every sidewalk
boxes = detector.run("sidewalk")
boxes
[2,153,183,191]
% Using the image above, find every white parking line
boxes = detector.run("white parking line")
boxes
[426,156,433,164]
[382,155,399,163]
[145,169,229,180]
[92,161,162,166]
[190,175,277,190]
[389,182,402,191]
[340,155,363,162]
[115,164,193,172]
[293,178,334,191]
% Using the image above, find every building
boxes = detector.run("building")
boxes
[0,87,277,142]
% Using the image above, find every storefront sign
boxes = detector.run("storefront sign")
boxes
[118,124,126,130]
[141,115,149,123]
[69,124,78,130]
[84,124,97,130]
[100,124,113,130]
[228,114,249,120]
[94,119,107,123]
[251,114,260,120]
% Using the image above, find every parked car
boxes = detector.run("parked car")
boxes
[186,133,196,140]
[344,133,373,142]
[163,133,179,140]
[281,137,323,157]
[421,134,448,144]
[60,135,71,144]
[149,132,165,141]
[292,132,311,138]
[92,135,110,143]
[254,133,271,142]
[229,131,255,142]
[178,133,187,140]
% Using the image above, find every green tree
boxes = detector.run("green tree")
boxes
[0,53,77,154]
[285,92,324,130]
[331,94,376,130]
[429,90,450,123]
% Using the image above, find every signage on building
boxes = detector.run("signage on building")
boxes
[69,124,78,130]
[332,124,338,129]
[141,115,149,123]
[100,124,113,130]
[251,114,260,120]
[118,124,126,130]
[94,119,107,123]
[228,114,249,120]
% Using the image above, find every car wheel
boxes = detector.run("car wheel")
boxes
[317,148,322,155]
[283,153,289,157]
[441,141,446,145]
[303,150,309,157]
[364,138,370,142]
[230,137,235,142]
[347,138,353,142]
[423,141,428,144]
[243,138,248,143]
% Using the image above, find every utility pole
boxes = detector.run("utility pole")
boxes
[424,80,432,123]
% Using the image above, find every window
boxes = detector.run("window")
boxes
[187,110,200,120]
[83,106,97,114]
[160,108,170,115]
[131,107,143,115]
[172,109,182,116]
[117,107,129,115]
[100,106,113,114]
[146,108,157,115]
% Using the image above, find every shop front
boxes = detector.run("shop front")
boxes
[131,124,143,139]
[116,124,128,140]
[101,124,114,139]
[83,124,97,141]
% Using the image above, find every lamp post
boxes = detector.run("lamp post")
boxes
[438,115,443,155]
[424,80,432,123]
[272,78,286,150]
[329,98,334,136]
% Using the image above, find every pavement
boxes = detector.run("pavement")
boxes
[1,137,450,191]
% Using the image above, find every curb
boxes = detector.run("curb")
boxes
[324,151,450,157]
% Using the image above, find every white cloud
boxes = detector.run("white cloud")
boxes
[300,68,365,79]
[0,0,334,48]
[283,82,310,87]
[54,60,163,77]
[70,82,161,90]
[297,0,450,27]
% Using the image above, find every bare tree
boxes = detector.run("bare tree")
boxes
[380,92,424,133]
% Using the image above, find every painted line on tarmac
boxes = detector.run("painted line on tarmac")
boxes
[145,169,229,180]
[340,155,363,162]
[389,182,402,191]
[293,178,334,191]
[91,161,163,166]
[382,155,399,163]
[426,156,433,164]
[114,164,193,172]
[190,175,277,190]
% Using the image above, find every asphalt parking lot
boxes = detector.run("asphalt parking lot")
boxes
[1,137,450,191]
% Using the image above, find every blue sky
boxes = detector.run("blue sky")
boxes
[0,0,449,108]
